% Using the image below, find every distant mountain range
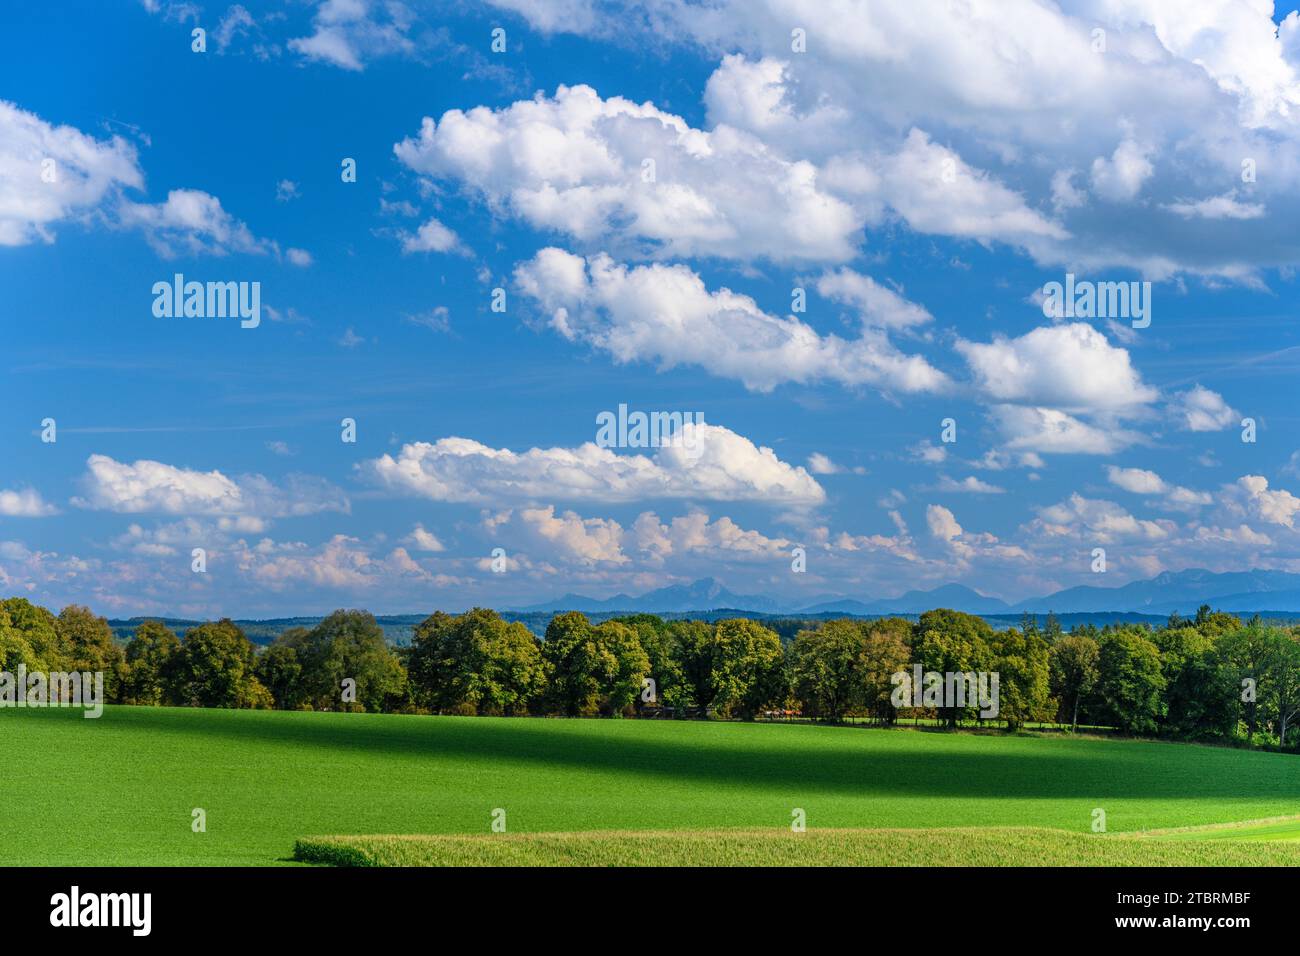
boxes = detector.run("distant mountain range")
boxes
[1007,569,1300,615]
[104,568,1300,647]
[512,569,1300,617]
[513,577,786,614]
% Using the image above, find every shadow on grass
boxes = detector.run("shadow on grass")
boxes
[24,705,1300,802]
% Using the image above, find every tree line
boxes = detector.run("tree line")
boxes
[2,596,1298,749]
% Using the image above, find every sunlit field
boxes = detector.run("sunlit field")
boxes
[3,706,1298,866]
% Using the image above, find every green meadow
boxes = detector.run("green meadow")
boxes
[3,705,1298,866]
[292,828,1300,867]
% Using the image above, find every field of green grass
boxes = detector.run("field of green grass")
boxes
[1151,817,1300,842]
[292,828,1300,866]
[3,705,1298,866]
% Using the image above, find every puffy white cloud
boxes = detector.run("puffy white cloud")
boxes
[0,540,105,607]
[480,504,795,572]
[958,322,1156,458]
[926,504,1028,563]
[1033,493,1174,542]
[1107,0,1300,124]
[529,0,1300,278]
[704,55,817,136]
[1104,465,1211,508]
[518,505,627,564]
[73,454,349,518]
[363,422,826,505]
[394,84,863,263]
[970,449,1044,471]
[992,405,1138,455]
[815,267,933,329]
[1193,524,1272,547]
[754,1,1272,140]
[239,535,433,590]
[2,101,295,261]
[112,517,264,557]
[632,511,791,563]
[288,0,415,71]
[403,524,446,552]
[0,99,143,246]
[0,488,58,517]
[828,520,922,564]
[823,129,1068,251]
[958,323,1157,413]
[1171,384,1239,431]
[0,526,486,616]
[1233,475,1300,529]
[77,455,241,513]
[1089,137,1155,202]
[910,441,948,464]
[1050,169,1087,212]
[485,0,603,34]
[927,504,967,554]
[806,453,841,475]
[110,516,275,560]
[1105,465,1165,495]
[419,2,1300,276]
[936,475,1005,494]
[471,505,801,579]
[400,216,461,254]
[1165,192,1265,220]
[682,4,1137,149]
[118,189,276,258]
[514,248,949,394]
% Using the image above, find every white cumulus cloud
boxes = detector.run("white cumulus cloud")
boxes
[0,488,58,517]
[1171,384,1239,432]
[0,99,143,247]
[288,0,416,71]
[73,454,349,518]
[362,423,826,506]
[958,322,1157,413]
[394,84,864,263]
[514,248,949,394]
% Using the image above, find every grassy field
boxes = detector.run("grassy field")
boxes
[292,827,1300,866]
[1151,817,1300,842]
[3,705,1299,866]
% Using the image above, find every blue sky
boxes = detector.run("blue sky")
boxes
[4,0,1300,616]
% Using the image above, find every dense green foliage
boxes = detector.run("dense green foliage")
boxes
[406,608,545,715]
[791,618,909,721]
[5,595,1300,748]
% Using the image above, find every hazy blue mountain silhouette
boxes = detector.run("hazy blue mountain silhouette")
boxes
[515,569,1300,616]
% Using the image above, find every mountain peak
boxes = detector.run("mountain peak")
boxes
[515,568,1300,617]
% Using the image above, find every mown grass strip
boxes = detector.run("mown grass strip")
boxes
[293,827,1300,867]
[1143,815,1300,842]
